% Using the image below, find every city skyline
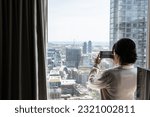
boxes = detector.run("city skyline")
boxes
[48,0,110,43]
[47,0,149,100]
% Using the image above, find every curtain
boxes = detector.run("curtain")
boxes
[0,0,47,99]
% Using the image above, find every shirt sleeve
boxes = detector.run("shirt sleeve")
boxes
[88,68,112,90]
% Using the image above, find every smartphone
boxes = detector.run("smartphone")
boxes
[99,51,113,58]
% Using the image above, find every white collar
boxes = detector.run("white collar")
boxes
[119,64,134,69]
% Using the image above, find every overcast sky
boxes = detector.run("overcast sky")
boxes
[48,0,110,43]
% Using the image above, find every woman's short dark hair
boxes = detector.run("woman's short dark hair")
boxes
[113,38,137,65]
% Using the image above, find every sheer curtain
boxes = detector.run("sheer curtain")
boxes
[0,0,47,99]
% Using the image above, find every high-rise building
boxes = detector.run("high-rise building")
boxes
[48,70,61,99]
[66,47,81,68]
[47,49,61,67]
[110,0,148,67]
[83,42,87,54]
[88,40,92,53]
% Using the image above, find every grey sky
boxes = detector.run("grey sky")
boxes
[48,0,110,42]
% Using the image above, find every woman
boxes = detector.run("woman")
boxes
[88,38,137,100]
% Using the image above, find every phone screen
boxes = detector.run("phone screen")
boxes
[99,51,113,58]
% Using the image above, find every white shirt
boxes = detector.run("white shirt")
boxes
[88,64,137,100]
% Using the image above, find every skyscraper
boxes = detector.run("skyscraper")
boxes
[110,0,148,67]
[66,47,81,68]
[83,42,87,54]
[88,40,92,53]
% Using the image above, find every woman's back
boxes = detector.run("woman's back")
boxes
[88,38,137,100]
[100,66,137,100]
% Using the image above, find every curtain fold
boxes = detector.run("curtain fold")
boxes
[0,0,47,100]
[0,0,2,96]
[36,0,47,100]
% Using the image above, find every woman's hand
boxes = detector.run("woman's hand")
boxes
[94,53,101,67]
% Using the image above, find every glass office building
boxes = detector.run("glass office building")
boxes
[110,0,148,67]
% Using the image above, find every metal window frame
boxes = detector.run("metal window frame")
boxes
[147,0,150,69]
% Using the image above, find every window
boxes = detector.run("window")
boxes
[126,28,131,32]
[126,23,131,27]
[133,23,137,28]
[126,0,132,4]
[48,0,110,100]
[126,34,131,37]
[47,0,150,100]
[126,5,132,9]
